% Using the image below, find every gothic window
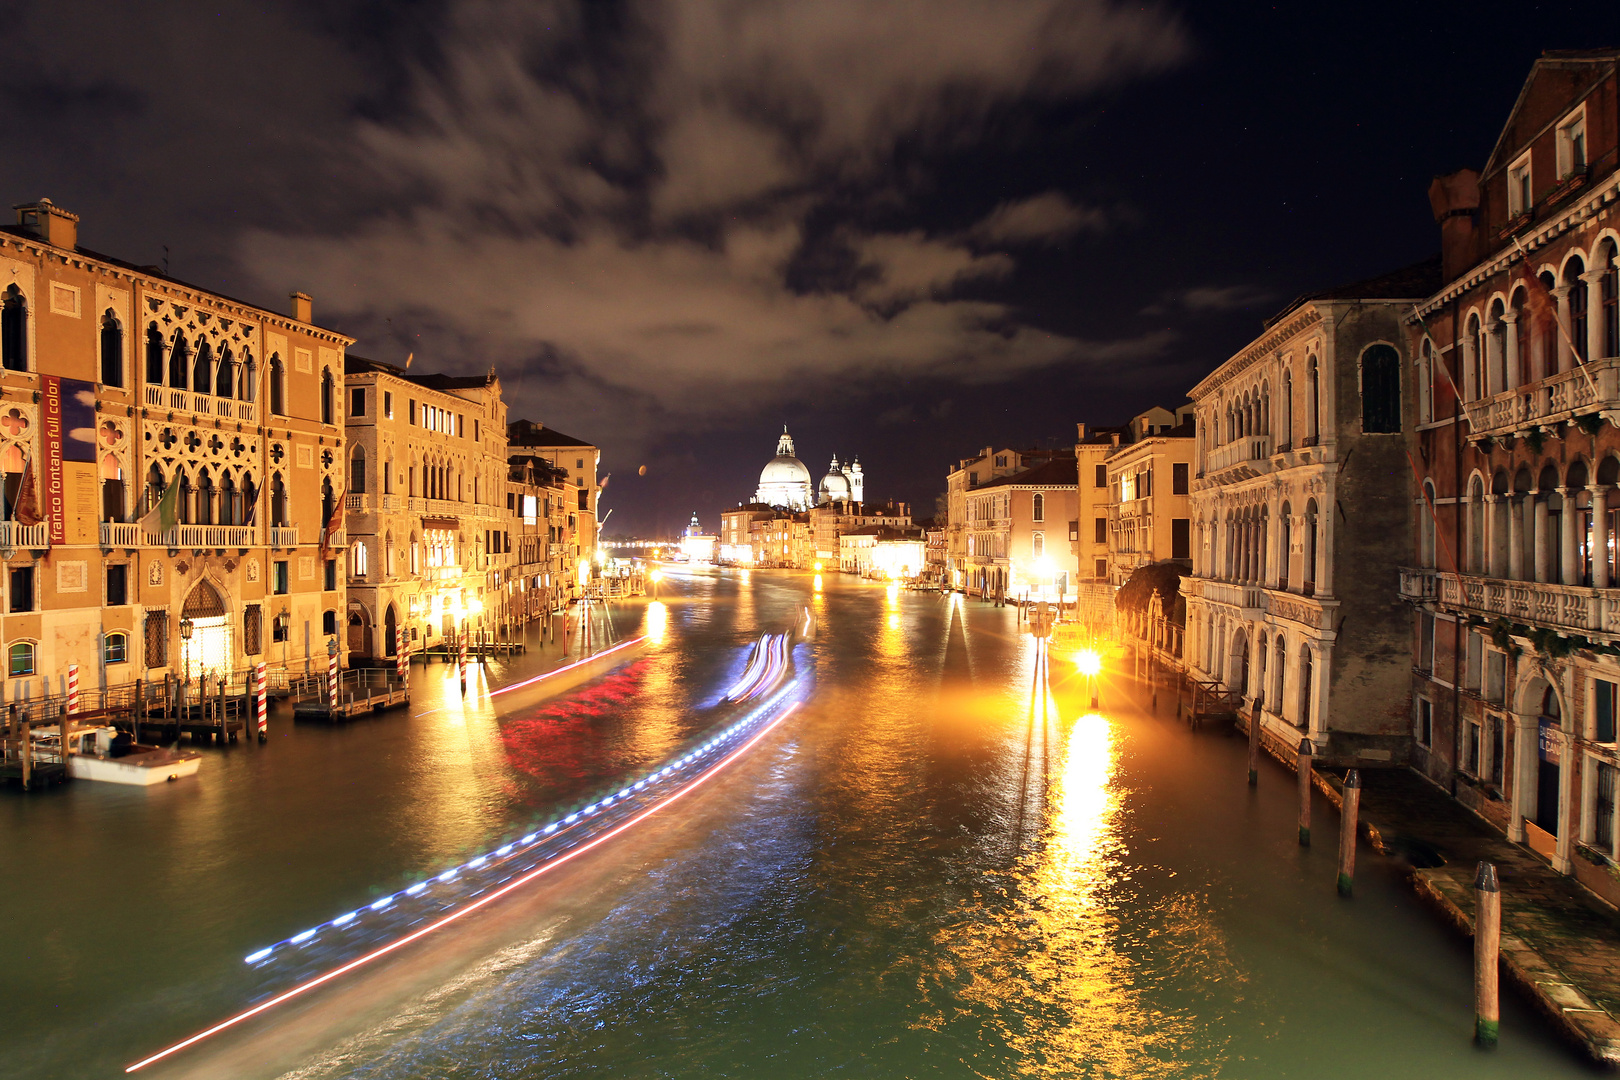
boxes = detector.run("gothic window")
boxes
[146,324,165,384]
[177,469,194,525]
[144,463,165,519]
[1298,647,1314,729]
[193,339,213,395]
[240,350,256,402]
[1306,356,1321,442]
[321,368,335,424]
[270,472,287,527]
[196,468,215,526]
[1,285,26,372]
[220,472,238,525]
[100,310,123,387]
[351,446,367,494]
[169,332,190,390]
[1568,257,1589,361]
[101,453,124,522]
[1601,240,1619,360]
[1359,344,1401,433]
[269,354,285,415]
[216,346,234,399]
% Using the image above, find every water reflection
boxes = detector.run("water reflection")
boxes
[644,600,668,645]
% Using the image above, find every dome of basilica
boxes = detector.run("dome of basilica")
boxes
[754,428,815,510]
[760,454,813,489]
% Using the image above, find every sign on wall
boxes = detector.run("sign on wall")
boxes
[42,375,98,545]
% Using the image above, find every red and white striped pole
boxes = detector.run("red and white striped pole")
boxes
[458,631,469,694]
[396,625,408,685]
[254,661,267,741]
[328,649,339,705]
[67,664,80,714]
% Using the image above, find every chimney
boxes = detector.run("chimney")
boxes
[290,291,313,323]
[13,199,78,250]
[1428,169,1481,284]
[1076,422,1087,441]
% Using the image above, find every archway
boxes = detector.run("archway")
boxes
[1228,629,1250,698]
[1532,680,1563,836]
[347,606,369,657]
[180,580,231,682]
[384,603,398,657]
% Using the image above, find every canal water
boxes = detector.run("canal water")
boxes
[0,568,1601,1078]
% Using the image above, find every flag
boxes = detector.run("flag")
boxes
[137,478,178,535]
[319,486,347,557]
[597,473,610,492]
[12,454,41,527]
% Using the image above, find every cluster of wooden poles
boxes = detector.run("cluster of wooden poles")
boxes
[1244,719,1503,1049]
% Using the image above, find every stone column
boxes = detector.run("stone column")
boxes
[1508,496,1524,580]
[1503,311,1520,387]
[1484,319,1503,396]
[1560,488,1578,586]
[1310,639,1332,746]
[1319,495,1336,596]
[1483,494,1499,577]
[1553,286,1574,371]
[1533,494,1550,583]
[1594,486,1611,589]
[1555,724,1575,874]
[1584,270,1608,363]
[1509,710,1537,843]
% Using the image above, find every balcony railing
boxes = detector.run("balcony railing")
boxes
[1200,579,1264,611]
[1204,434,1273,478]
[347,493,403,513]
[269,526,299,547]
[146,524,259,548]
[1463,355,1620,439]
[100,522,143,547]
[1398,566,1438,601]
[0,520,49,549]
[1438,571,1620,637]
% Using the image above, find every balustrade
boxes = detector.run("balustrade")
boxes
[1437,571,1620,637]
[1205,434,1273,477]
[0,520,49,549]
[1462,354,1620,438]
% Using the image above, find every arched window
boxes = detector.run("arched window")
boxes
[1031,492,1044,523]
[1031,532,1044,559]
[351,446,367,494]
[1421,480,1437,569]
[321,477,335,525]
[1418,339,1433,423]
[219,472,238,525]
[1306,356,1321,442]
[1539,274,1559,371]
[1360,344,1401,433]
[1280,368,1293,447]
[269,354,285,415]
[1280,501,1293,590]
[321,369,335,425]
[144,463,165,521]
[270,473,287,527]
[8,641,34,676]
[240,350,256,402]
[351,539,368,577]
[105,631,128,665]
[1600,240,1618,360]
[145,324,165,384]
[101,453,124,522]
[193,340,213,395]
[1568,257,1589,362]
[168,332,190,390]
[1,285,27,372]
[196,468,215,526]
[215,346,234,399]
[1272,635,1286,708]
[410,531,420,573]
[1465,314,1483,398]
[100,310,123,387]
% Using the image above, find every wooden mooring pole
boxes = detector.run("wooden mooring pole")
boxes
[1296,737,1313,846]
[1337,769,1361,897]
[1475,861,1501,1048]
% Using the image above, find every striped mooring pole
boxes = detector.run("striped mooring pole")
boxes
[458,631,469,694]
[67,664,80,714]
[255,661,267,741]
[396,625,408,685]
[328,649,339,705]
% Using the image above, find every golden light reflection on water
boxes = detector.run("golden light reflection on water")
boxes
[644,601,668,644]
[931,687,1219,1076]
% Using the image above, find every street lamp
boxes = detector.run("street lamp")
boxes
[1076,647,1102,709]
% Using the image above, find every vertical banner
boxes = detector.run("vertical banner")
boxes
[42,376,98,545]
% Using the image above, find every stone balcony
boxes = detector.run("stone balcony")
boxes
[1398,566,1438,601]
[1462,354,1620,440]
[1203,435,1273,482]
[1197,578,1264,614]
[1438,571,1620,639]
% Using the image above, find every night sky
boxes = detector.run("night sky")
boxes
[4,1,1616,536]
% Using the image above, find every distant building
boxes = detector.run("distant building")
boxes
[963,454,1080,602]
[755,429,815,510]
[944,446,1063,591]
[680,512,718,563]
[508,419,600,581]
[1105,407,1195,588]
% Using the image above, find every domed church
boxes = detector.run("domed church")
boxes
[753,428,865,510]
[755,429,815,510]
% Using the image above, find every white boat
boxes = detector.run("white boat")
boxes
[35,726,203,786]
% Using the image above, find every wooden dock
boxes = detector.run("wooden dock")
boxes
[292,670,410,723]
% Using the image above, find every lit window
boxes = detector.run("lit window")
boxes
[105,632,128,665]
